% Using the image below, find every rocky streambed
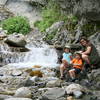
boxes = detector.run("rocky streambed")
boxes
[0,28,100,100]
[0,0,100,100]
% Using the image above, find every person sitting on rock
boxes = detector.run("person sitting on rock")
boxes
[69,53,83,82]
[60,46,72,79]
[79,37,100,70]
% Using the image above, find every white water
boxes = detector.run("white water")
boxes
[6,43,59,68]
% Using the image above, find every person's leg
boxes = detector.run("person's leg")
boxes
[82,54,90,64]
[60,59,69,76]
[69,69,76,79]
[60,64,65,77]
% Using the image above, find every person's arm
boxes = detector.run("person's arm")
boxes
[70,54,73,60]
[82,46,92,55]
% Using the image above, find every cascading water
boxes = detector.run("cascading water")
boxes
[0,40,59,68]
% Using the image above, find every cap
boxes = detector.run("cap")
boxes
[65,45,71,49]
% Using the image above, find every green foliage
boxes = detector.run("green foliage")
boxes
[65,14,78,31]
[34,1,67,32]
[81,22,100,37]
[2,16,31,35]
[44,29,57,41]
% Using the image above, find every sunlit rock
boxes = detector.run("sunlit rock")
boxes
[14,87,32,98]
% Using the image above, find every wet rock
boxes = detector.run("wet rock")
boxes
[5,98,32,100]
[41,88,65,100]
[14,87,32,98]
[4,33,27,47]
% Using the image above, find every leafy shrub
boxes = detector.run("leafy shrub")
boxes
[34,1,67,32]
[2,16,31,35]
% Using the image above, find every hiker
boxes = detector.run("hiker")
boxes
[69,53,83,82]
[79,37,100,69]
[60,46,72,79]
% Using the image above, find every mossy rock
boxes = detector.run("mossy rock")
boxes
[29,70,43,77]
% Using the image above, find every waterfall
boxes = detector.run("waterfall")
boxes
[0,41,59,68]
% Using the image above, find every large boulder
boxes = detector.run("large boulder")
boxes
[4,33,27,47]
[44,21,74,46]
[41,87,65,100]
[65,84,88,98]
[89,32,100,55]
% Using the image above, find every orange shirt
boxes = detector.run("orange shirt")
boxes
[72,58,83,69]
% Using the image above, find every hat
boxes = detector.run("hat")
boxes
[65,45,71,49]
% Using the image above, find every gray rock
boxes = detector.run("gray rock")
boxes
[65,83,86,95]
[89,32,100,55]
[0,7,13,22]
[73,91,83,98]
[5,98,32,100]
[30,76,39,82]
[4,33,27,47]
[74,0,100,21]
[11,70,22,76]
[0,0,7,6]
[41,88,65,100]
[0,28,7,39]
[5,0,42,25]
[14,87,32,98]
[88,69,100,89]
[30,0,47,6]
[93,91,100,100]
[46,79,61,88]
[0,94,12,100]
[46,21,64,33]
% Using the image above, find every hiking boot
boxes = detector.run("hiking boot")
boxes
[70,78,76,82]
[60,76,64,80]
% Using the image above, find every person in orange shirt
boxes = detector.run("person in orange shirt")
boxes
[69,53,83,82]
